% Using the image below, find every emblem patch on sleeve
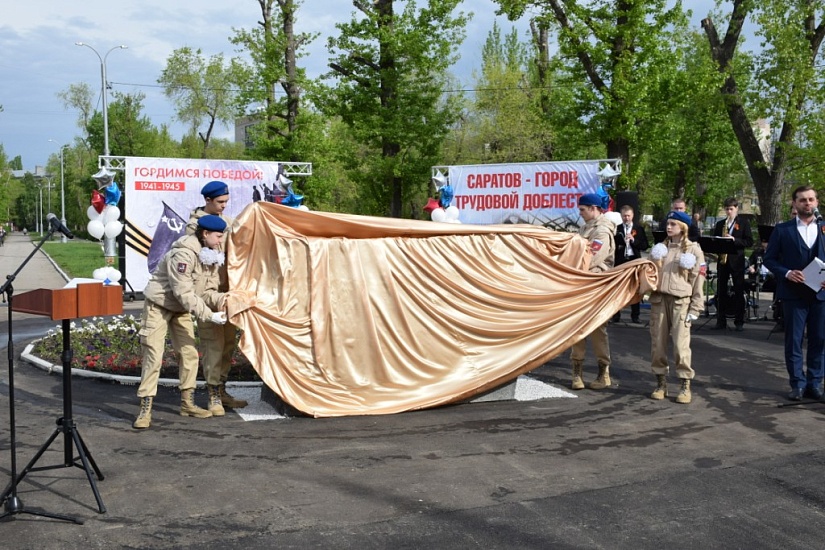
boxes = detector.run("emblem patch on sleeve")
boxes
[177,262,188,274]
[699,263,707,277]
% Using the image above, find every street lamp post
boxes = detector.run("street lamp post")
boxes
[48,140,70,243]
[38,185,43,235]
[75,42,128,157]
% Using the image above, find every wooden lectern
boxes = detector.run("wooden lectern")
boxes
[12,282,123,320]
[2,282,122,516]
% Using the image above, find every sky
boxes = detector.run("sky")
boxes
[0,0,722,172]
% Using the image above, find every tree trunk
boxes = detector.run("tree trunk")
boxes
[280,0,300,151]
[376,0,402,217]
[529,19,553,160]
[702,5,825,226]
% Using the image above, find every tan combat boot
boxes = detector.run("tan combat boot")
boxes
[220,384,248,409]
[675,379,692,404]
[571,362,585,390]
[207,385,225,417]
[650,375,667,400]
[588,364,611,390]
[180,389,213,418]
[133,396,153,429]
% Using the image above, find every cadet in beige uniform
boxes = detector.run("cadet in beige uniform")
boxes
[133,215,228,429]
[185,180,247,416]
[648,210,706,404]
[570,193,616,391]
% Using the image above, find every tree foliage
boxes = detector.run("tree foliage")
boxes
[158,47,250,158]
[702,0,825,225]
[320,0,468,217]
[494,0,689,189]
[231,0,318,161]
[468,23,556,163]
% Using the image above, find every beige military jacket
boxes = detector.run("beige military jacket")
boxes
[653,239,706,316]
[186,207,234,292]
[579,214,616,273]
[143,234,224,323]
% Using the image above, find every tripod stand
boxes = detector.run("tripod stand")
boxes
[0,230,108,524]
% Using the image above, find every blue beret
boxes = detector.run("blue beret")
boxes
[666,211,691,226]
[578,193,603,208]
[197,214,226,232]
[201,180,229,199]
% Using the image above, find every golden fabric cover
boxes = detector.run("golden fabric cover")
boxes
[225,202,657,417]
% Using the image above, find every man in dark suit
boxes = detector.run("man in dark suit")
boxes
[764,185,825,401]
[712,197,753,331]
[658,198,701,241]
[613,205,650,323]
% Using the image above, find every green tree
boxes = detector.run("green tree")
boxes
[12,172,39,232]
[702,1,825,225]
[495,0,689,189]
[230,0,318,161]
[465,23,556,164]
[158,47,250,158]
[320,0,469,217]
[104,92,162,158]
[634,30,747,218]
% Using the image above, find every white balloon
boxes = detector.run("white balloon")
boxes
[297,205,310,211]
[105,267,122,282]
[87,219,105,240]
[431,208,447,223]
[92,267,107,280]
[104,221,123,239]
[103,205,121,224]
[445,205,460,221]
[87,205,101,221]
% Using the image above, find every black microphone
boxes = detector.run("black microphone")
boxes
[815,207,823,222]
[47,213,74,239]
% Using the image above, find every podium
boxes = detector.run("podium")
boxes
[1,282,122,517]
[12,283,123,320]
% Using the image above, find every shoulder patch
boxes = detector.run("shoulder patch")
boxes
[177,262,188,274]
[699,263,707,277]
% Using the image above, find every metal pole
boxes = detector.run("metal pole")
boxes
[75,43,127,159]
[60,146,67,243]
[38,187,43,235]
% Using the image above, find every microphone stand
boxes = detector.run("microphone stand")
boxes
[0,227,82,523]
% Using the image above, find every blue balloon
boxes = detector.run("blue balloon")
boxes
[104,181,122,205]
[596,185,611,211]
[281,191,304,208]
[439,185,454,208]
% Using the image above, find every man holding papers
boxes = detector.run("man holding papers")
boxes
[764,186,825,401]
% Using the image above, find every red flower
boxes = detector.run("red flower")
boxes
[734,224,740,231]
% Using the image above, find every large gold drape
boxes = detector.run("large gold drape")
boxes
[225,202,657,417]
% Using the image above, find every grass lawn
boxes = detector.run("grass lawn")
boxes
[41,239,107,279]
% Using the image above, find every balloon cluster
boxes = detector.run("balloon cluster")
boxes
[277,173,309,211]
[426,172,461,224]
[87,168,124,282]
[92,265,122,284]
[86,194,123,241]
[597,163,621,212]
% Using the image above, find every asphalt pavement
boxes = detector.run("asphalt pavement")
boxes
[1,230,824,549]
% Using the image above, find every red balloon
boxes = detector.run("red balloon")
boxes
[91,189,106,214]
[423,197,440,214]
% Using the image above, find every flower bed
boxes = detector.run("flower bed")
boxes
[29,315,259,382]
